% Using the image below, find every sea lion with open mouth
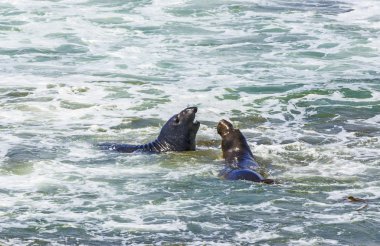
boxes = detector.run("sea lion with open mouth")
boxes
[217,119,274,184]
[99,107,200,153]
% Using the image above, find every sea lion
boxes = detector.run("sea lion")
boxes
[217,119,274,184]
[99,107,200,153]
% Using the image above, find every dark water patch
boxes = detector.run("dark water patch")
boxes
[229,114,268,127]
[0,87,36,95]
[298,98,380,108]
[133,189,174,206]
[6,96,54,104]
[270,0,353,15]
[267,118,286,125]
[138,88,165,95]
[341,88,372,99]
[294,51,326,58]
[87,177,129,190]
[76,55,108,63]
[132,25,165,35]
[156,60,183,70]
[88,17,125,25]
[180,0,353,16]
[163,22,223,36]
[0,25,21,32]
[213,43,274,57]
[306,221,379,246]
[286,177,360,192]
[31,55,62,62]
[260,27,289,33]
[299,136,338,145]
[343,124,380,136]
[188,34,268,48]
[324,23,378,39]
[167,6,216,18]
[96,80,147,86]
[0,227,41,244]
[325,47,379,60]
[130,97,171,111]
[281,139,297,145]
[237,83,304,95]
[188,86,214,92]
[317,42,339,49]
[331,78,380,88]
[55,44,89,54]
[0,47,57,56]
[93,72,177,83]
[302,104,380,127]
[5,91,32,97]
[86,0,151,9]
[5,145,58,163]
[254,137,274,146]
[111,117,164,130]
[242,61,278,69]
[216,88,240,100]
[0,8,26,17]
[304,122,344,135]
[103,85,134,98]
[271,33,319,44]
[5,146,54,161]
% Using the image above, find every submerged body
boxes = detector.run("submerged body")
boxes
[99,107,200,153]
[217,119,273,183]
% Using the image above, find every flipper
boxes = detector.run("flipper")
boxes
[223,169,264,183]
[98,143,138,153]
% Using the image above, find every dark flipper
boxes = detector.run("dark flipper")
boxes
[223,169,264,183]
[261,179,275,184]
[98,143,139,153]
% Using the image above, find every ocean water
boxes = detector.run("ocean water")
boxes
[1,0,380,245]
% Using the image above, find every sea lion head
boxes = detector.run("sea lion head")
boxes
[217,119,253,161]
[158,107,200,151]
[217,119,234,137]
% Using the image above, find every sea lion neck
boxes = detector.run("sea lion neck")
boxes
[221,129,254,163]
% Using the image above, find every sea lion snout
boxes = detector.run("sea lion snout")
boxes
[178,107,199,127]
[185,106,197,113]
[217,119,234,136]
[181,107,197,116]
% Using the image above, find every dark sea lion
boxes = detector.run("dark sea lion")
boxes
[99,107,200,153]
[217,119,274,184]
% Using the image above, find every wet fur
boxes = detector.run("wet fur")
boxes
[99,107,200,153]
[217,119,273,184]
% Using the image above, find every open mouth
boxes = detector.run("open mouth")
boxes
[183,107,199,126]
[192,111,200,126]
[217,119,232,136]
[191,114,200,126]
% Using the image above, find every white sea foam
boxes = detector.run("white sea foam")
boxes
[234,228,281,244]
[289,238,340,246]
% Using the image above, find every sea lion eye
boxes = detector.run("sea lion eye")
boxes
[174,116,180,124]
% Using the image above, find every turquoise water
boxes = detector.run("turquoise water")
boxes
[1,0,380,245]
